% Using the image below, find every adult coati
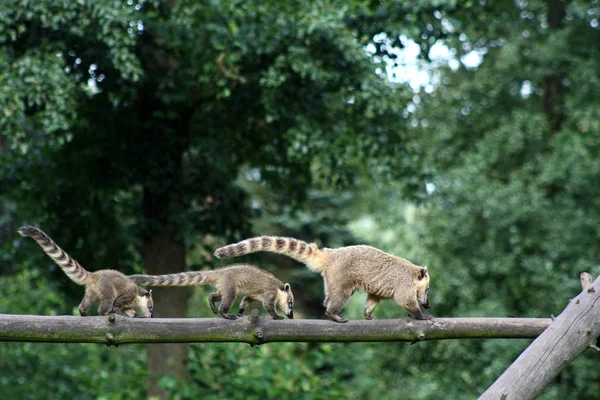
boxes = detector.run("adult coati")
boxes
[130,264,294,320]
[18,226,153,318]
[214,237,431,323]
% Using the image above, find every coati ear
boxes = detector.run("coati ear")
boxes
[284,283,291,292]
[146,290,153,298]
[418,267,428,280]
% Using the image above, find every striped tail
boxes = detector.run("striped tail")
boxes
[214,236,327,272]
[18,225,93,286]
[129,271,218,286]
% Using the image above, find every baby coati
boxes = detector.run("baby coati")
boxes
[214,237,431,323]
[129,264,294,320]
[18,225,153,318]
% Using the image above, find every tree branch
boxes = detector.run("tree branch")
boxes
[0,312,550,346]
[479,273,600,400]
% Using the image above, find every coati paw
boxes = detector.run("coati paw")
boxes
[365,315,377,320]
[414,314,433,321]
[220,313,238,320]
[271,315,284,320]
[330,314,348,323]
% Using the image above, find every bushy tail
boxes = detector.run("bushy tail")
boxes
[18,225,93,286]
[214,236,327,272]
[129,271,218,286]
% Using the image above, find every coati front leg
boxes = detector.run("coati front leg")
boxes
[111,292,137,316]
[263,290,284,320]
[98,295,119,316]
[324,286,353,323]
[208,292,222,314]
[217,285,238,320]
[122,308,138,317]
[399,296,432,321]
[237,296,252,317]
[364,294,381,320]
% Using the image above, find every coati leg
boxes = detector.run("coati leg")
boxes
[208,292,222,314]
[78,293,95,316]
[324,287,353,323]
[364,294,381,320]
[112,292,137,314]
[98,295,119,316]
[322,278,330,307]
[399,297,432,321]
[217,285,238,320]
[237,296,252,317]
[122,308,137,317]
[263,290,284,320]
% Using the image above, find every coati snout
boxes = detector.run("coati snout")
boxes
[417,268,431,309]
[138,290,154,318]
[279,282,294,319]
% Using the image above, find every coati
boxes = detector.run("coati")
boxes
[18,225,153,318]
[214,237,431,323]
[129,264,294,320]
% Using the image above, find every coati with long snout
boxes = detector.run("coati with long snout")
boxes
[214,237,431,323]
[18,226,153,318]
[129,264,294,320]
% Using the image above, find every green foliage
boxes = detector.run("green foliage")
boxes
[176,342,351,399]
[0,0,142,141]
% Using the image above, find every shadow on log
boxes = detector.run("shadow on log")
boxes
[0,311,550,346]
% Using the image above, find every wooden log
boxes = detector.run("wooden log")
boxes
[479,273,600,400]
[0,313,551,346]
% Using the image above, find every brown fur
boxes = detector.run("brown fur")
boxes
[215,237,431,323]
[130,264,294,320]
[18,226,153,318]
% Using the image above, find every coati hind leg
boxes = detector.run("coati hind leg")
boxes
[364,294,381,320]
[78,292,95,316]
[237,296,252,317]
[263,290,284,320]
[217,285,238,320]
[208,292,222,314]
[324,287,353,323]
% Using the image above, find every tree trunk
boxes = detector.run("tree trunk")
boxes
[479,274,600,400]
[541,0,565,132]
[143,234,192,399]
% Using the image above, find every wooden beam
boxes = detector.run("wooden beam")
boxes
[480,273,600,400]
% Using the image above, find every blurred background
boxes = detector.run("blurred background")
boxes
[2,0,600,399]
